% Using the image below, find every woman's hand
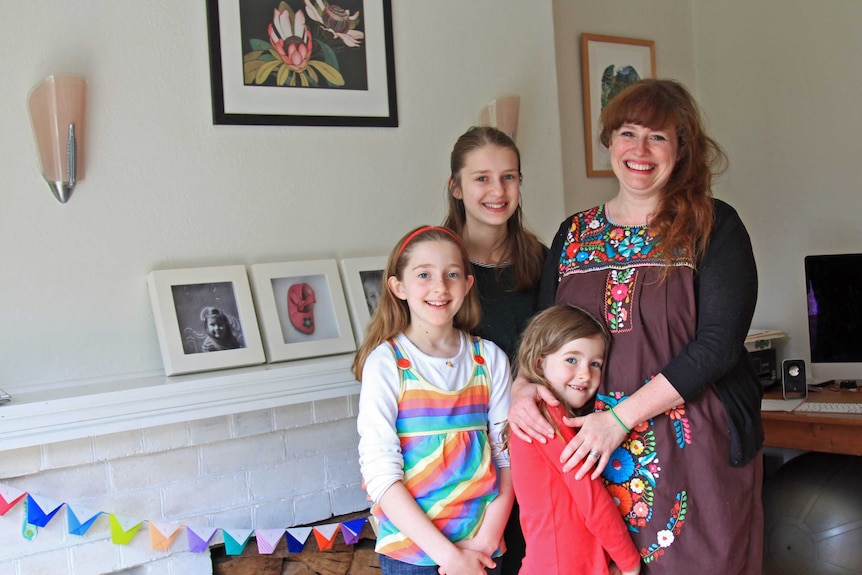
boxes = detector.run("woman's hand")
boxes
[507,373,559,443]
[560,410,628,480]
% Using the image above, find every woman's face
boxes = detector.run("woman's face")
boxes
[453,145,520,232]
[609,123,678,201]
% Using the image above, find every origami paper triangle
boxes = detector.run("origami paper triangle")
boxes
[341,518,367,545]
[186,526,219,553]
[26,494,64,527]
[149,521,182,551]
[255,529,286,555]
[66,505,103,536]
[285,526,313,553]
[109,514,143,545]
[312,523,341,551]
[223,528,253,555]
[0,485,27,516]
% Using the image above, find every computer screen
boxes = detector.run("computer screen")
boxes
[805,253,862,363]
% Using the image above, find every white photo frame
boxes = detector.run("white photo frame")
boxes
[339,256,388,345]
[250,260,355,363]
[147,265,265,376]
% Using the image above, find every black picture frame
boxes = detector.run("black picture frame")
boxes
[206,0,398,127]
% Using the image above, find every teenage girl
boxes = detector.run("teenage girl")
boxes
[443,126,546,573]
[508,305,640,575]
[354,226,514,575]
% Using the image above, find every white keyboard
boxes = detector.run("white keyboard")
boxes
[794,401,862,414]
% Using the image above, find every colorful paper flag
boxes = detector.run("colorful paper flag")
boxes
[0,485,27,516]
[186,526,219,553]
[341,518,367,545]
[26,494,64,527]
[222,528,253,555]
[149,521,182,551]
[255,529,285,554]
[312,523,340,550]
[66,505,103,536]
[285,526,313,553]
[109,514,143,545]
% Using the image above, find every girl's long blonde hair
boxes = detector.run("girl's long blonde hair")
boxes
[508,305,609,440]
[351,226,482,381]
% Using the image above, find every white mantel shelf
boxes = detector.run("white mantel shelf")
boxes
[0,354,359,451]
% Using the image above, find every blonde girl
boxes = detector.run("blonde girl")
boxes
[354,226,513,575]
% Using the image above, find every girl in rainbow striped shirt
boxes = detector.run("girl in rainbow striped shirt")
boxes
[354,226,513,575]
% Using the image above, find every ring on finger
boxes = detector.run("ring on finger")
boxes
[589,450,601,459]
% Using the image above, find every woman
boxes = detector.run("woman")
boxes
[508,79,763,573]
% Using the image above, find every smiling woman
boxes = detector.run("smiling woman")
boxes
[509,79,764,574]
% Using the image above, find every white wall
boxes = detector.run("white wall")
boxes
[694,0,862,380]
[552,0,696,215]
[0,1,564,388]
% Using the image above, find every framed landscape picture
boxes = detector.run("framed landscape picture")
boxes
[206,0,398,126]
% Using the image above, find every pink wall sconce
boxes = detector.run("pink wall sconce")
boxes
[28,75,88,204]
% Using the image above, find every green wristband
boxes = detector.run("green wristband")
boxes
[608,406,630,433]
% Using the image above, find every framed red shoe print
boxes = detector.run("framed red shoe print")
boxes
[250,259,355,363]
[338,255,387,345]
[147,265,265,375]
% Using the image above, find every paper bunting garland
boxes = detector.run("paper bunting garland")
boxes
[109,514,144,545]
[0,482,371,557]
[149,521,182,551]
[26,494,64,527]
[0,485,26,516]
[186,525,218,553]
[222,528,254,555]
[312,523,341,551]
[255,529,286,554]
[67,505,103,536]
[286,526,313,553]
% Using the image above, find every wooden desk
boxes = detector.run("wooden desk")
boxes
[761,387,862,456]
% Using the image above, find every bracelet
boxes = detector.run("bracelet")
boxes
[608,406,630,434]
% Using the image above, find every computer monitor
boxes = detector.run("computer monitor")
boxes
[805,254,862,369]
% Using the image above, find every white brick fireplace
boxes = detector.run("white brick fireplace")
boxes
[0,356,367,575]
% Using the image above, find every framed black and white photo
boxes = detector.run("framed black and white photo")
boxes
[250,260,355,362]
[147,265,265,375]
[339,256,387,345]
[206,0,397,126]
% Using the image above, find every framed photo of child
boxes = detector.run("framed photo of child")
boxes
[249,260,356,363]
[338,256,387,345]
[147,265,265,375]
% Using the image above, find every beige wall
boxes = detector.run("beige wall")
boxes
[0,1,565,388]
[694,0,862,379]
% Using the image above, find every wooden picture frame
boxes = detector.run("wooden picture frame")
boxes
[249,260,355,363]
[581,34,656,177]
[206,0,398,127]
[147,265,265,376]
[339,256,387,345]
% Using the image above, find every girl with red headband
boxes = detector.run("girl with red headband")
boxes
[353,226,513,575]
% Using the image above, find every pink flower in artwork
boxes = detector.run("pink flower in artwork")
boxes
[269,8,313,72]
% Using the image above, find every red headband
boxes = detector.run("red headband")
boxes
[396,226,469,262]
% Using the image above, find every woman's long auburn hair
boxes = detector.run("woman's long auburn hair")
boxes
[599,79,727,265]
[351,226,482,381]
[443,126,545,290]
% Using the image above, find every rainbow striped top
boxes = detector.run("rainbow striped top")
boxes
[372,336,500,565]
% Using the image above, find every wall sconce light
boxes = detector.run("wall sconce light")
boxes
[28,75,88,204]
[479,95,520,143]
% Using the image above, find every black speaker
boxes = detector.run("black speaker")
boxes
[782,359,808,399]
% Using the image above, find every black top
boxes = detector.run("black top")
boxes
[539,199,763,466]
[472,247,548,362]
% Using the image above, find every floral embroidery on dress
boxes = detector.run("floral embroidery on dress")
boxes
[598,392,688,564]
[606,268,636,333]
